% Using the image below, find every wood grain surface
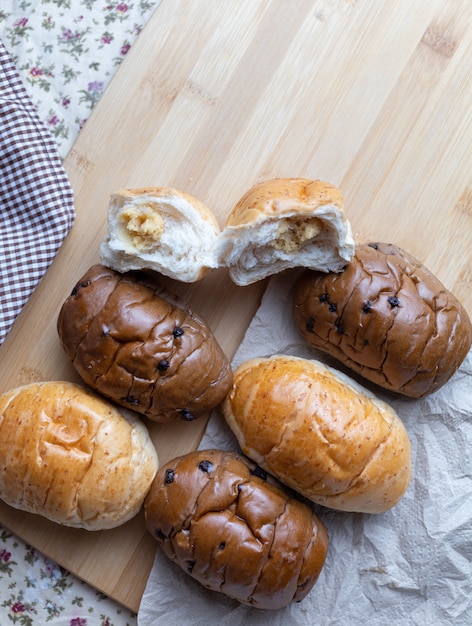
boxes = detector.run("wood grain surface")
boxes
[0,0,471,613]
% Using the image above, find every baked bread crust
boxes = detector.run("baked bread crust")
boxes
[0,381,158,530]
[144,448,329,610]
[222,355,412,514]
[57,264,233,422]
[292,242,472,397]
[217,178,355,285]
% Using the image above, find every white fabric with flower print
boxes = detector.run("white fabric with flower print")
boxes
[0,527,137,625]
[1,0,162,159]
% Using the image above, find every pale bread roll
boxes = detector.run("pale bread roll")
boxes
[0,381,158,530]
[99,187,220,282]
[222,355,412,514]
[216,178,355,285]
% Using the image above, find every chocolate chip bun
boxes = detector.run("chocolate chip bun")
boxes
[292,242,472,398]
[144,449,329,610]
[222,355,412,514]
[0,381,158,530]
[57,264,233,423]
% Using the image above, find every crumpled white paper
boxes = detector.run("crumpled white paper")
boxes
[138,270,472,626]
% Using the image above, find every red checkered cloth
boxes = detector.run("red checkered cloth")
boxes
[0,40,75,345]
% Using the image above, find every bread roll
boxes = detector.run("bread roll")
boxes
[292,242,472,397]
[222,355,412,514]
[0,381,158,530]
[98,179,355,286]
[99,187,220,282]
[144,448,328,610]
[217,178,355,285]
[57,264,233,423]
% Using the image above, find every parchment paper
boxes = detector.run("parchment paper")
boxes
[138,270,472,626]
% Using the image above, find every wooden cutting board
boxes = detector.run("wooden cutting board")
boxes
[0,0,471,614]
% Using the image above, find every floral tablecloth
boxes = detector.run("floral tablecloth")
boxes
[0,528,136,626]
[1,0,161,160]
[0,1,161,624]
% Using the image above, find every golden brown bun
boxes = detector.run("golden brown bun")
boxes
[0,381,158,530]
[222,355,412,514]
[57,264,233,423]
[144,448,328,610]
[99,187,220,282]
[292,242,472,397]
[217,178,355,285]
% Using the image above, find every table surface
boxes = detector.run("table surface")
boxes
[1,0,472,617]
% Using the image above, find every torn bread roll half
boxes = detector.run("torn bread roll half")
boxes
[99,187,220,282]
[222,355,412,514]
[0,381,158,530]
[216,178,355,285]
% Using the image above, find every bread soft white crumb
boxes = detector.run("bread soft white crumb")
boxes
[217,207,354,285]
[100,189,220,282]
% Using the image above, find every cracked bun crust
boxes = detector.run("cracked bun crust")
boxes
[144,448,329,610]
[57,264,233,423]
[292,242,472,397]
[0,381,158,530]
[217,178,355,285]
[222,355,412,514]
